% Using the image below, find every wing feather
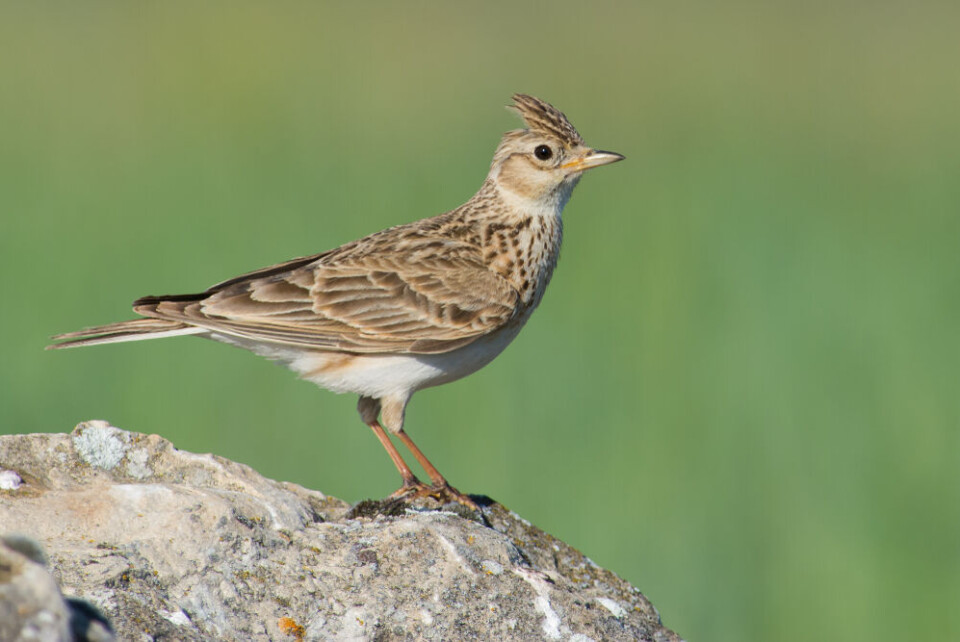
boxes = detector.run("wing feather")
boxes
[133,234,519,355]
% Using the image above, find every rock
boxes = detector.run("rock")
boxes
[0,421,681,641]
[1,533,72,642]
[0,534,114,642]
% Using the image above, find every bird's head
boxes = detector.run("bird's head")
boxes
[487,94,624,212]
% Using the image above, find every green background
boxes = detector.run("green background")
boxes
[2,3,958,640]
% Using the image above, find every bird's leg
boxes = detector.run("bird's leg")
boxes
[393,429,446,486]
[367,419,479,510]
[367,421,430,497]
[395,429,479,511]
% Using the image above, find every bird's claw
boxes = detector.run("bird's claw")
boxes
[389,479,480,512]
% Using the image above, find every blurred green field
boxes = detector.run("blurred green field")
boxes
[2,2,958,640]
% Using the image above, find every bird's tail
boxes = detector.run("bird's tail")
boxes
[46,318,205,350]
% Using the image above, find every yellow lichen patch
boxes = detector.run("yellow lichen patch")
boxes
[278,617,305,641]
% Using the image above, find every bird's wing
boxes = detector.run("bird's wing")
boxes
[133,238,520,355]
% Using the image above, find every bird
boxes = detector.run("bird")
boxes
[48,94,624,509]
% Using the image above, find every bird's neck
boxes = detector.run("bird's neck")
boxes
[474,175,577,223]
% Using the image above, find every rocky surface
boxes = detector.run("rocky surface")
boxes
[1,534,73,641]
[0,421,681,641]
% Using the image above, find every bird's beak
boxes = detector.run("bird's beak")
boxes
[561,149,625,172]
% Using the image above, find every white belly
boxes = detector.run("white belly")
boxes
[208,323,523,401]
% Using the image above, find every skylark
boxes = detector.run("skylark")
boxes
[49,94,624,509]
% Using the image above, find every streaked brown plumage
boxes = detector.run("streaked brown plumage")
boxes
[49,94,624,508]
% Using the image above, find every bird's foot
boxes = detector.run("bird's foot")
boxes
[426,482,481,512]
[389,479,481,512]
[388,478,434,501]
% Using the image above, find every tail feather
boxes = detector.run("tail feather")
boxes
[47,318,205,350]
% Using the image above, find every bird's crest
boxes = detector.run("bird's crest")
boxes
[508,94,584,146]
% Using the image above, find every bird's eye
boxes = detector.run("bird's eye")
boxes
[534,145,553,161]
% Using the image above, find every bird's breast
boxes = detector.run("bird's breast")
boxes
[490,213,563,310]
